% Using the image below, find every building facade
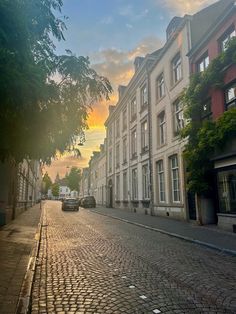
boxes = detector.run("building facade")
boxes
[188,0,236,230]
[0,159,42,226]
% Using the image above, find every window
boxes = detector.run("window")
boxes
[170,155,180,202]
[156,73,165,100]
[123,171,128,200]
[131,128,137,158]
[123,137,127,163]
[131,168,138,200]
[131,97,137,120]
[197,53,209,72]
[157,160,165,202]
[141,85,148,107]
[217,168,236,214]
[108,128,112,145]
[172,52,182,84]
[220,26,236,52]
[173,99,184,135]
[115,143,120,168]
[116,118,120,138]
[157,111,166,146]
[116,175,120,200]
[122,108,127,130]
[225,82,236,109]
[109,150,112,172]
[141,120,148,153]
[142,164,150,199]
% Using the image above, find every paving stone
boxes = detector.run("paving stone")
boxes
[31,201,236,314]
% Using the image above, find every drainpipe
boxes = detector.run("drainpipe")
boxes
[146,63,154,216]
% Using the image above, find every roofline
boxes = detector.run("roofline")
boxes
[187,2,236,58]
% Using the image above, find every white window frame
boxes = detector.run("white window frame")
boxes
[131,97,137,120]
[131,128,137,158]
[220,26,236,52]
[172,52,182,85]
[173,99,184,135]
[115,143,120,168]
[225,82,236,109]
[197,54,209,72]
[116,175,120,200]
[123,171,128,201]
[122,108,127,130]
[142,164,150,200]
[170,155,180,203]
[141,120,148,152]
[156,73,165,100]
[123,137,127,163]
[131,168,138,201]
[141,85,148,107]
[157,160,165,203]
[158,111,166,146]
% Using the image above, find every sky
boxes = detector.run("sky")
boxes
[44,0,217,180]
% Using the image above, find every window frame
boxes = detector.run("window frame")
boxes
[219,25,236,52]
[169,155,180,203]
[141,120,148,153]
[131,128,137,158]
[172,52,182,85]
[142,164,150,200]
[157,160,166,203]
[141,84,148,108]
[197,52,209,72]
[131,168,138,201]
[157,111,166,146]
[156,73,165,100]
[173,98,184,136]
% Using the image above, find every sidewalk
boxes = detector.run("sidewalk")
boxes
[0,204,41,314]
[93,207,236,255]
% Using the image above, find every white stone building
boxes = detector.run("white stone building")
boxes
[105,53,162,213]
[96,142,107,206]
[149,2,229,220]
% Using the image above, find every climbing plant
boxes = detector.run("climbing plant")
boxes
[181,38,236,194]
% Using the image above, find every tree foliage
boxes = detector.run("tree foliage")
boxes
[42,171,52,194]
[181,38,236,194]
[66,166,81,191]
[0,0,112,163]
[51,182,59,197]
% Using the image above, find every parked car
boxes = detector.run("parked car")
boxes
[62,198,79,211]
[80,196,96,208]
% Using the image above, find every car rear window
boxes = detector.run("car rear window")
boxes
[65,199,78,203]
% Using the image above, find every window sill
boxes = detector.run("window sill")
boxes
[130,154,138,161]
[170,77,183,91]
[156,95,166,105]
[157,143,167,149]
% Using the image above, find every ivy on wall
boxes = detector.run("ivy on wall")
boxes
[181,38,236,194]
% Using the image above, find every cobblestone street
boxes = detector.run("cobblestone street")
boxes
[31,201,236,314]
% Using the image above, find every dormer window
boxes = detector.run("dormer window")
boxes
[219,25,236,52]
[172,52,182,85]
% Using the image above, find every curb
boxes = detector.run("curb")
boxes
[15,203,44,314]
[92,210,236,257]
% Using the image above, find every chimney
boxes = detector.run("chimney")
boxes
[118,85,126,100]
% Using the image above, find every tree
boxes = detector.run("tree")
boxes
[0,0,112,163]
[51,183,59,197]
[67,167,81,191]
[42,172,52,195]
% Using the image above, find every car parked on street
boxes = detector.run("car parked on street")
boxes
[62,198,79,211]
[80,196,96,208]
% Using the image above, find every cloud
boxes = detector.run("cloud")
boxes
[159,0,217,15]
[126,23,133,29]
[91,36,163,92]
[100,16,114,25]
[119,5,149,20]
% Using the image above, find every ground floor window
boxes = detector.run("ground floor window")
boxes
[217,167,236,214]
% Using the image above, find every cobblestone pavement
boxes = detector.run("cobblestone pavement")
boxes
[31,201,236,314]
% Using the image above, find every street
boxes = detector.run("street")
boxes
[31,201,236,314]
